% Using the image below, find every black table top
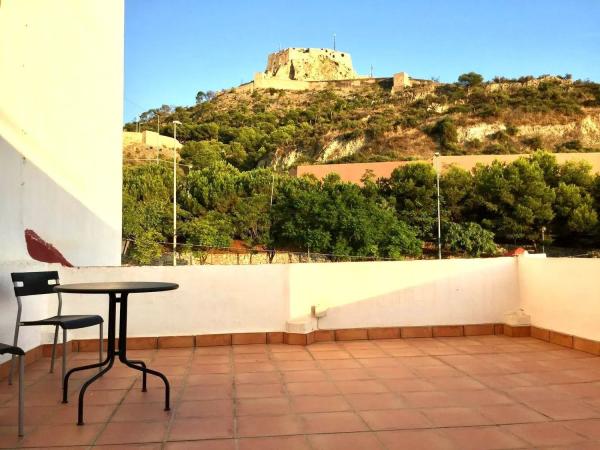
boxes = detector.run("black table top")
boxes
[54,282,179,294]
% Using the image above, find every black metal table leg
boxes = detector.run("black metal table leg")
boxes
[63,294,116,405]
[117,294,170,410]
[127,359,148,391]
[67,290,172,425]
[74,293,118,424]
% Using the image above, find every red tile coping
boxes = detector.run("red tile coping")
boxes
[2,323,597,380]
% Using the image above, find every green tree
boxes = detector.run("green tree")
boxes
[440,166,473,222]
[380,163,437,239]
[470,158,555,243]
[443,222,497,257]
[180,212,233,248]
[122,164,172,262]
[553,182,598,236]
[271,174,421,258]
[195,90,216,104]
[129,230,164,265]
[180,141,224,169]
[458,72,484,88]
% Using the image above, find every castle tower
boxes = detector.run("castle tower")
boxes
[262,48,358,82]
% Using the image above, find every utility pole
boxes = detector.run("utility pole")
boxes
[370,65,373,78]
[333,33,336,51]
[435,152,442,260]
[269,172,275,209]
[172,120,182,266]
[157,114,160,134]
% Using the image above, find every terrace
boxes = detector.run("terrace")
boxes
[1,333,600,449]
[1,2,600,449]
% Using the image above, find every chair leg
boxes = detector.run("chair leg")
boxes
[9,322,20,385]
[98,324,103,372]
[49,325,59,374]
[62,328,67,384]
[18,355,24,437]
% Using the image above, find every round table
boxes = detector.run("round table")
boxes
[54,282,178,425]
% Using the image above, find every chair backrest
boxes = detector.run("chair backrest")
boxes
[11,271,60,297]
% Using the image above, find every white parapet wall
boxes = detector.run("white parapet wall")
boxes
[57,258,521,341]
[519,256,600,342]
[57,265,290,340]
[5,256,600,358]
[288,258,521,329]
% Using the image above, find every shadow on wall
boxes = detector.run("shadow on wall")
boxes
[0,134,121,267]
[0,136,119,355]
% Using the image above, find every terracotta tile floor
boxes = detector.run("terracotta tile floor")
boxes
[1,335,600,448]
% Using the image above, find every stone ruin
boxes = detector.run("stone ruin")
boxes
[246,47,412,93]
[264,47,357,81]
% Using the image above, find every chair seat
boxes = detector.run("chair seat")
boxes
[0,343,24,356]
[21,315,103,330]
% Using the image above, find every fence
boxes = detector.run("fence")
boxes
[121,239,405,266]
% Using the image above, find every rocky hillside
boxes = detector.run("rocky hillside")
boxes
[125,74,600,171]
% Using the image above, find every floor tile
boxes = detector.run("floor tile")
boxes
[290,395,350,413]
[524,399,600,420]
[376,429,455,450]
[286,381,338,396]
[345,392,406,410]
[165,439,235,450]
[360,409,431,431]
[440,425,526,450]
[236,414,303,437]
[301,411,368,434]
[169,417,234,440]
[238,435,311,450]
[95,421,168,445]
[478,403,548,424]
[20,423,103,447]
[335,380,388,394]
[176,399,233,419]
[504,421,589,447]
[236,397,291,416]
[111,402,172,422]
[308,431,384,449]
[422,407,492,427]
[235,383,286,399]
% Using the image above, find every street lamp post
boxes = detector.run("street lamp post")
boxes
[541,226,546,254]
[434,152,442,260]
[172,120,182,266]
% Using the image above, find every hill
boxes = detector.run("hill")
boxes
[125,73,600,171]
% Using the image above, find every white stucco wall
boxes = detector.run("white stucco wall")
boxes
[519,257,600,341]
[0,0,124,266]
[288,258,520,329]
[0,0,124,359]
[4,256,600,358]
[58,265,290,340]
[60,258,520,341]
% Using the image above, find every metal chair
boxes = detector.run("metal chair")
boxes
[0,343,24,436]
[9,271,104,386]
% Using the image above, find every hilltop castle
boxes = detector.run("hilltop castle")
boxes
[238,47,415,93]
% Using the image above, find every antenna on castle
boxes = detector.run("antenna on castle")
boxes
[333,33,336,51]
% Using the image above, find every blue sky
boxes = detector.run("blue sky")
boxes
[124,0,600,123]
